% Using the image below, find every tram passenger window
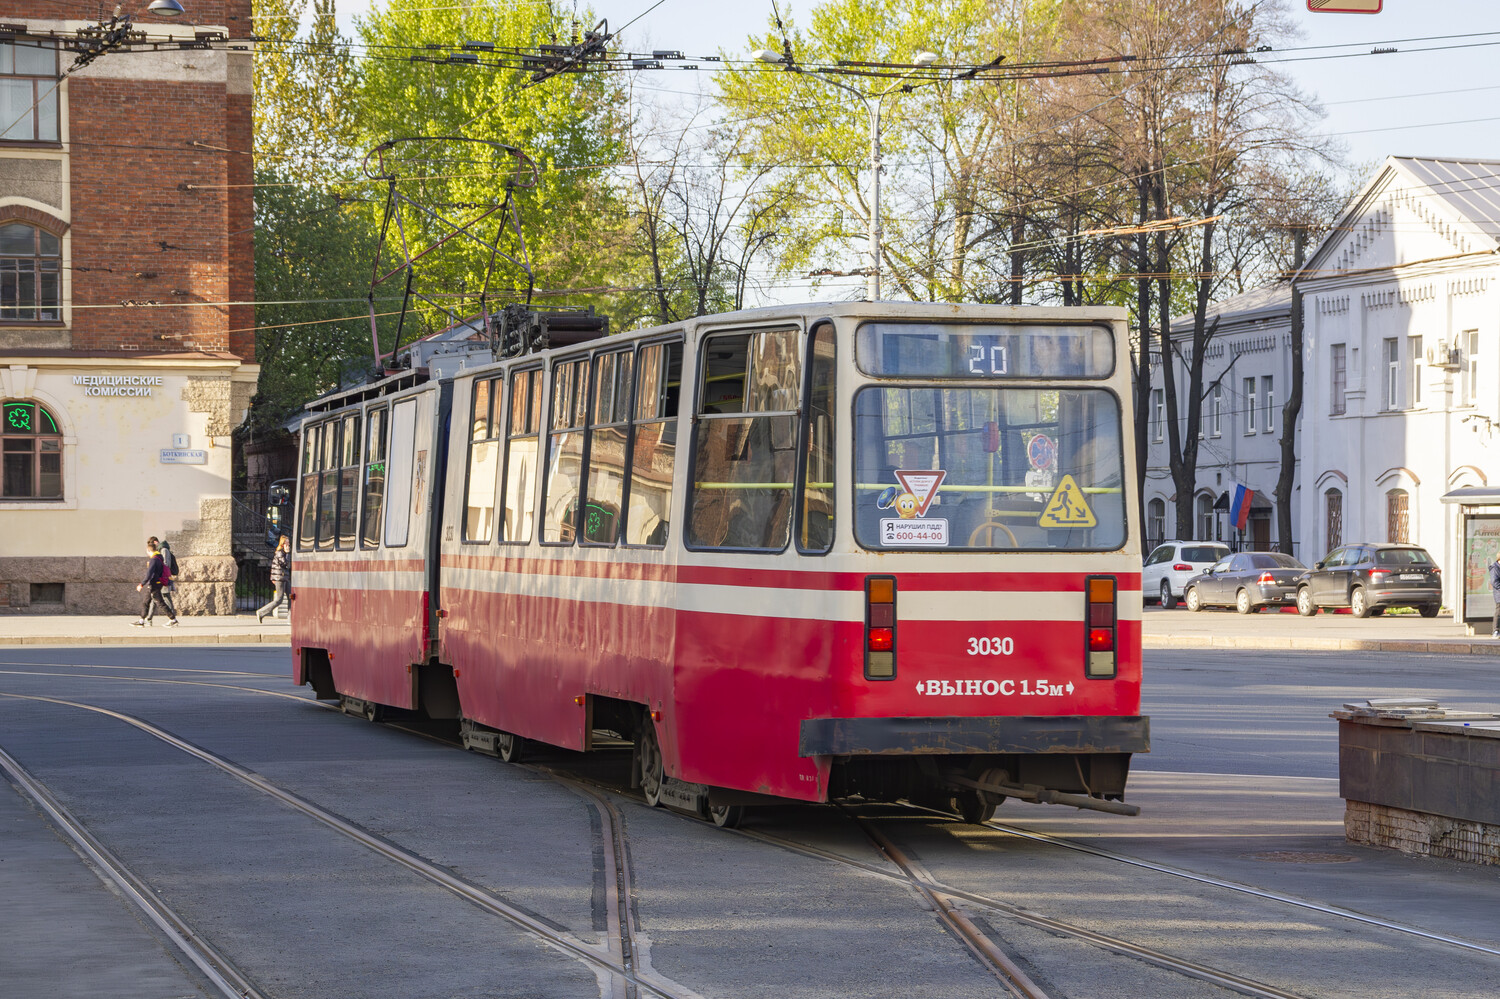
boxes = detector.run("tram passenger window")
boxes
[297,421,322,551]
[544,359,590,544]
[463,377,501,544]
[316,419,340,551]
[361,408,387,549]
[687,329,800,551]
[624,340,681,547]
[798,324,836,554]
[336,413,360,550]
[851,386,1126,552]
[583,350,633,545]
[502,368,542,543]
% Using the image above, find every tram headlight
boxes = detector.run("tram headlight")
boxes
[865,575,897,680]
[1085,575,1117,679]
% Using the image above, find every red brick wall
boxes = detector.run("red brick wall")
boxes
[28,1,254,362]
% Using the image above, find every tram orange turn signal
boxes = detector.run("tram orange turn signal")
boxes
[865,575,897,680]
[1084,575,1117,679]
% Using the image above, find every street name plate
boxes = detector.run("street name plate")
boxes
[160,449,208,465]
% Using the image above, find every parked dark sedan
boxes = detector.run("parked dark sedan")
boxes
[1295,543,1442,618]
[1183,551,1308,614]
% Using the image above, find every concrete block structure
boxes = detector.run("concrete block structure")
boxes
[0,3,256,614]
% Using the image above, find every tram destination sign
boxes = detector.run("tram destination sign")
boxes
[855,322,1115,379]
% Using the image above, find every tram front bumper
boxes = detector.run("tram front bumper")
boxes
[798,715,1150,757]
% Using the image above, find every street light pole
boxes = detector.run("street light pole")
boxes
[755,49,938,300]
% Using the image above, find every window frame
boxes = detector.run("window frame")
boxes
[1,399,63,500]
[1243,376,1256,434]
[0,221,63,325]
[1383,337,1399,411]
[1330,344,1347,415]
[1151,388,1163,443]
[622,337,683,550]
[541,356,591,547]
[795,321,837,556]
[1410,335,1423,408]
[1262,375,1274,434]
[500,365,544,545]
[360,406,388,550]
[0,39,61,145]
[580,348,635,548]
[461,375,503,545]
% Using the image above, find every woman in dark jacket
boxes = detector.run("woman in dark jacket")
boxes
[257,534,291,623]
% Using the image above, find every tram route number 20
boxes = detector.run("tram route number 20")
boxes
[966,636,1014,656]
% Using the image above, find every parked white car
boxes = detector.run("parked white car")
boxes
[1143,541,1230,608]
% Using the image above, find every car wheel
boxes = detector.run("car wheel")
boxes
[1350,586,1370,619]
[1235,589,1258,615]
[1185,586,1201,612]
[1160,580,1176,610]
[1297,587,1318,617]
[1420,603,1440,618]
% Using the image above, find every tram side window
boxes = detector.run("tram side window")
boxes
[583,350,634,545]
[361,407,388,549]
[297,422,322,552]
[463,377,501,544]
[798,323,836,553]
[687,328,800,551]
[501,367,543,543]
[543,358,590,544]
[336,413,361,550]
[316,419,340,551]
[624,341,682,547]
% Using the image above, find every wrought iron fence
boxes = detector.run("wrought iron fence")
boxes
[236,556,273,613]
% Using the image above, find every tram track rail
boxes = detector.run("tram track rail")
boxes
[0,691,702,999]
[5,663,1497,999]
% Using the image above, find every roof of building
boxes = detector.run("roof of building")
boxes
[1391,156,1500,246]
[1169,283,1291,331]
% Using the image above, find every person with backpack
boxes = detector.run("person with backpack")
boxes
[257,534,291,624]
[132,536,178,627]
[1489,551,1500,640]
[152,540,180,621]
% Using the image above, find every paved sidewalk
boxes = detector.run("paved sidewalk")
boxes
[0,613,289,646]
[1143,604,1500,654]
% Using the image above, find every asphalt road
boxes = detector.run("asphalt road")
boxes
[1,646,1497,999]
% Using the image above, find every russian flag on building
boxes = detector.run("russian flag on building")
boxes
[1228,481,1254,531]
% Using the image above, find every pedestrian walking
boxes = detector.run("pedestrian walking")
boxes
[1489,551,1500,639]
[150,539,180,622]
[132,536,178,627]
[257,534,291,623]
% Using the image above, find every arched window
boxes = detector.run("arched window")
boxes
[2,400,62,499]
[1386,488,1410,543]
[1147,498,1166,544]
[1325,488,1343,550]
[0,223,62,322]
[1196,493,1213,540]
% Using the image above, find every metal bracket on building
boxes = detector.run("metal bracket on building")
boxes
[361,137,539,374]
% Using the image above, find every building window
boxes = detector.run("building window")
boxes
[0,39,59,143]
[1410,335,1423,407]
[0,222,62,323]
[1211,385,1222,437]
[1331,344,1346,415]
[1463,330,1479,406]
[1325,488,1343,550]
[1383,337,1398,410]
[2,400,62,499]
[1243,377,1256,434]
[1262,376,1274,434]
[1152,388,1163,442]
[1196,493,1213,541]
[1386,488,1409,544]
[1147,498,1166,543]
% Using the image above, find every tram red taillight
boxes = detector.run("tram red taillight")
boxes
[1085,576,1117,679]
[865,575,897,680]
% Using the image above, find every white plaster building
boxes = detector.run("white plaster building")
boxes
[1299,156,1500,617]
[1144,285,1297,553]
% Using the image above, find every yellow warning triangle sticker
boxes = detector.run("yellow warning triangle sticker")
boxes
[1038,474,1097,528]
[894,469,946,517]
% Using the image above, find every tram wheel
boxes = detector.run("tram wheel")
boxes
[496,731,524,764]
[953,791,998,825]
[638,722,665,808]
[709,803,745,829]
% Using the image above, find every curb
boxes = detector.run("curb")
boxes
[0,633,291,647]
[1146,637,1500,655]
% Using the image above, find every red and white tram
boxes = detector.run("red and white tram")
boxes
[291,302,1147,825]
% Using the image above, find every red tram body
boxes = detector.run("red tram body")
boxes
[292,303,1148,823]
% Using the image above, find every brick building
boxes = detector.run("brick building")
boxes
[1,2,256,614]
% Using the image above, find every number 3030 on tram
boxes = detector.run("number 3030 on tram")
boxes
[289,302,1148,827]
